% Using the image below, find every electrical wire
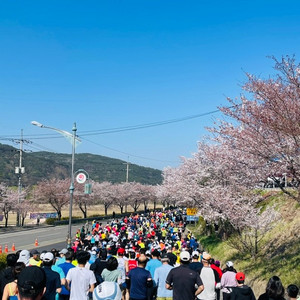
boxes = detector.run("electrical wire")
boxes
[79,109,221,136]
[0,107,224,165]
[80,136,179,164]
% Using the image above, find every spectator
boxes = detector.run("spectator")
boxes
[230,272,256,300]
[66,251,96,300]
[166,251,204,300]
[17,266,47,300]
[258,276,285,300]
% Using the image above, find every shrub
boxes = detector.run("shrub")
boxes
[0,253,7,271]
[45,218,57,225]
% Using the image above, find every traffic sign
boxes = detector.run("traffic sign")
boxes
[186,207,198,215]
[76,172,87,184]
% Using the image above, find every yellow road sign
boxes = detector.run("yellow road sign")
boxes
[186,207,198,215]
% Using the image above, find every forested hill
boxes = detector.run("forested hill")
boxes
[0,143,162,186]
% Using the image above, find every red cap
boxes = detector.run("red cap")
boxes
[236,272,245,281]
[117,248,125,254]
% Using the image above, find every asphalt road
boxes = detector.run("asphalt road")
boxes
[0,223,82,253]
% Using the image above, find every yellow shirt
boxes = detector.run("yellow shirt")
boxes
[29,258,42,267]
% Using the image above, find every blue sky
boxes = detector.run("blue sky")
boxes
[1,1,300,171]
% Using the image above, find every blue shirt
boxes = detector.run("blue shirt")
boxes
[58,262,75,295]
[43,266,61,300]
[128,267,152,300]
[153,264,173,298]
[145,258,162,279]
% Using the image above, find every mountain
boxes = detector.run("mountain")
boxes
[0,143,162,186]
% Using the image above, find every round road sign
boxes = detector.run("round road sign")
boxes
[76,173,87,184]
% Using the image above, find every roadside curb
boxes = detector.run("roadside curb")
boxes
[0,224,55,234]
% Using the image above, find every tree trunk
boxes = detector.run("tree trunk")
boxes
[119,206,124,214]
[104,205,108,216]
[4,212,8,227]
[79,203,87,219]
[57,211,61,221]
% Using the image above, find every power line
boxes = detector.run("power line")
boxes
[1,108,222,140]
[80,136,179,164]
[79,109,221,136]
[0,107,223,165]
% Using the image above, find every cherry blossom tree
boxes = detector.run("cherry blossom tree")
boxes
[0,183,17,227]
[73,181,94,218]
[212,55,300,203]
[93,181,114,216]
[160,141,276,239]
[112,183,131,214]
[34,178,69,220]
[15,187,32,226]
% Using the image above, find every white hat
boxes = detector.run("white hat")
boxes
[180,251,190,262]
[17,250,30,265]
[59,248,68,254]
[226,261,234,267]
[93,281,122,300]
[42,252,54,262]
[192,251,200,258]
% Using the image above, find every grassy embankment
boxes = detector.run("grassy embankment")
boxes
[190,191,300,297]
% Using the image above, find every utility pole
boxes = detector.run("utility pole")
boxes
[123,157,131,212]
[14,130,30,226]
[123,157,131,183]
[126,159,130,183]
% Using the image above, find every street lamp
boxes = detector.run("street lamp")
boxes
[31,121,81,247]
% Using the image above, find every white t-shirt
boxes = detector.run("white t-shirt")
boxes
[198,266,216,300]
[66,266,97,300]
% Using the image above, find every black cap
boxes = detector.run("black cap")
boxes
[30,249,40,255]
[18,266,46,297]
[161,254,169,262]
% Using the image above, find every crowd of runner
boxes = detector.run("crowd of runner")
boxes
[0,209,298,300]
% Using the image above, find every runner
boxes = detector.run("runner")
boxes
[230,272,256,300]
[126,254,153,300]
[166,251,204,300]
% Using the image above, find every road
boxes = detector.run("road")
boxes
[0,223,83,252]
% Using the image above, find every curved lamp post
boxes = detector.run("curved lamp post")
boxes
[31,121,81,247]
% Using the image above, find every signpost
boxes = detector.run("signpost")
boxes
[186,207,198,215]
[76,172,87,184]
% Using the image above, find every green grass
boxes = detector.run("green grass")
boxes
[190,191,300,296]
